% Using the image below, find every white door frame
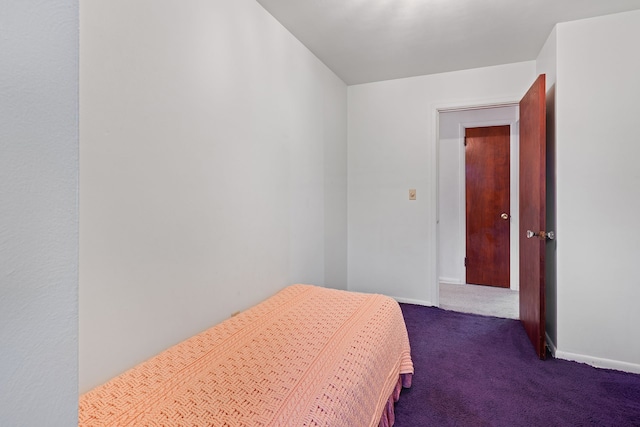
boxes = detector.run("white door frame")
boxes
[430,97,521,307]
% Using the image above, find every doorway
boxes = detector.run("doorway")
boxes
[437,106,519,318]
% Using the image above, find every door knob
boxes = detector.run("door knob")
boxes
[501,213,509,220]
[527,230,555,240]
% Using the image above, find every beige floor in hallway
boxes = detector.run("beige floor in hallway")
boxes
[439,282,519,319]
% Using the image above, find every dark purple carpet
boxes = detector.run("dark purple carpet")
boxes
[394,304,640,427]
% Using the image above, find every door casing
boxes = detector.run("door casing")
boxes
[433,98,522,306]
[437,112,520,291]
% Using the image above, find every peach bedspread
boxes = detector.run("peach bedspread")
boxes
[79,285,414,426]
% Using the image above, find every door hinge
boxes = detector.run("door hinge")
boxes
[464,136,467,147]
[464,257,468,267]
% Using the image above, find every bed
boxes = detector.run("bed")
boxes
[79,284,414,426]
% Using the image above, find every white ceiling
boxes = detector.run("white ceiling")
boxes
[256,0,640,85]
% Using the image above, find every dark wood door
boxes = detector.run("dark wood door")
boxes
[465,126,511,288]
[519,74,547,359]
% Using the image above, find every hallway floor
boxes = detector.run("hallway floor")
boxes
[439,282,519,319]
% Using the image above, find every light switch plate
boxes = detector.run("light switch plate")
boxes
[409,189,416,200]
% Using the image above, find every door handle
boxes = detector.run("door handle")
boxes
[501,213,509,220]
[526,230,555,240]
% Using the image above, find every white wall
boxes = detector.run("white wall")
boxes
[0,1,79,425]
[348,61,536,305]
[438,107,519,289]
[554,10,640,371]
[80,0,347,392]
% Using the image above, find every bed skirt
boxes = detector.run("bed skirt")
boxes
[378,373,413,427]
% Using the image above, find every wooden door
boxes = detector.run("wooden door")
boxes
[465,126,511,288]
[519,74,547,359]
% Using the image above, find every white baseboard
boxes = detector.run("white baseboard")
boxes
[545,332,557,356]
[554,349,640,375]
[439,277,463,285]
[392,296,434,307]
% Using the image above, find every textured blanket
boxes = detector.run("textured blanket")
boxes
[79,285,414,426]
